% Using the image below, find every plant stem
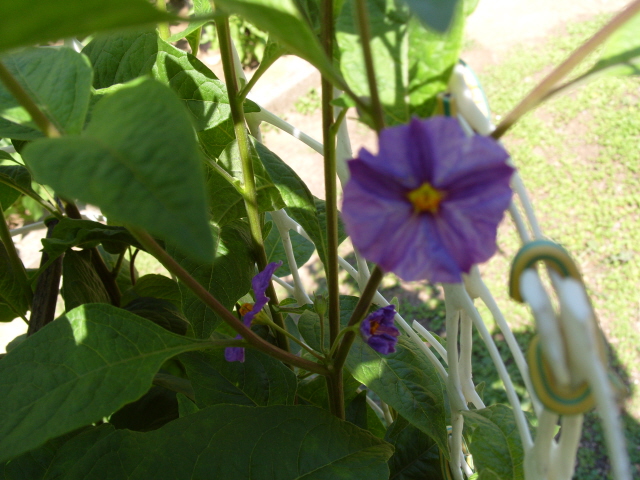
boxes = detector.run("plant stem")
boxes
[130,228,328,375]
[215,17,290,354]
[0,62,61,138]
[28,218,63,335]
[156,0,171,41]
[332,266,385,372]
[111,250,126,278]
[491,0,640,139]
[321,0,341,348]
[353,0,385,134]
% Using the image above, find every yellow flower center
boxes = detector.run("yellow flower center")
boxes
[239,303,254,316]
[407,182,445,213]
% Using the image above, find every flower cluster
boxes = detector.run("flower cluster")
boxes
[342,116,514,284]
[225,261,282,362]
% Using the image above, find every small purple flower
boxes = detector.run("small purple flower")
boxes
[342,117,514,283]
[360,305,400,354]
[225,261,282,362]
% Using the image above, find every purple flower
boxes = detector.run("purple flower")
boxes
[342,117,514,283]
[225,261,282,362]
[360,305,400,354]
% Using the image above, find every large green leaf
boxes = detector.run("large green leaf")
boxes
[216,139,286,214]
[402,0,459,33]
[407,1,465,118]
[346,391,386,439]
[0,425,114,480]
[63,405,393,479]
[264,215,315,276]
[336,0,410,126]
[211,0,345,88]
[169,222,254,338]
[345,322,448,455]
[181,348,297,407]
[22,79,213,262]
[0,48,93,139]
[587,11,640,77]
[0,0,174,54]
[60,250,111,311]
[0,303,204,463]
[384,416,444,480]
[83,31,257,158]
[462,405,527,480]
[0,165,32,210]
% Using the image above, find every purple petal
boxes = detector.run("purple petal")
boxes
[225,335,245,362]
[367,334,398,355]
[341,116,513,284]
[242,261,283,326]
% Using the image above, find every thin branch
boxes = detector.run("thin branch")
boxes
[492,0,640,139]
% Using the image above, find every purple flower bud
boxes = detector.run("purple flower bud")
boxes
[342,117,514,283]
[360,305,400,355]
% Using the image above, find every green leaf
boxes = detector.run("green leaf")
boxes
[345,335,449,456]
[211,0,345,89]
[336,0,410,126]
[0,48,93,138]
[346,391,386,439]
[0,241,31,320]
[23,79,213,262]
[61,249,111,311]
[83,31,258,158]
[588,12,640,77]
[121,274,181,308]
[0,165,32,210]
[407,2,465,118]
[403,0,459,33]
[206,164,247,225]
[176,393,200,417]
[167,0,212,44]
[181,348,297,407]
[462,405,527,480]
[0,303,203,463]
[123,297,189,335]
[63,405,394,479]
[216,139,286,213]
[0,0,174,54]
[298,295,360,353]
[264,214,315,276]
[41,218,140,268]
[109,385,178,432]
[168,222,254,338]
[258,141,345,268]
[297,369,362,410]
[0,425,114,480]
[384,416,444,480]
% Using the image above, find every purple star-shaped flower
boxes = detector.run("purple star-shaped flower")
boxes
[342,117,514,284]
[360,305,400,354]
[225,261,282,362]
